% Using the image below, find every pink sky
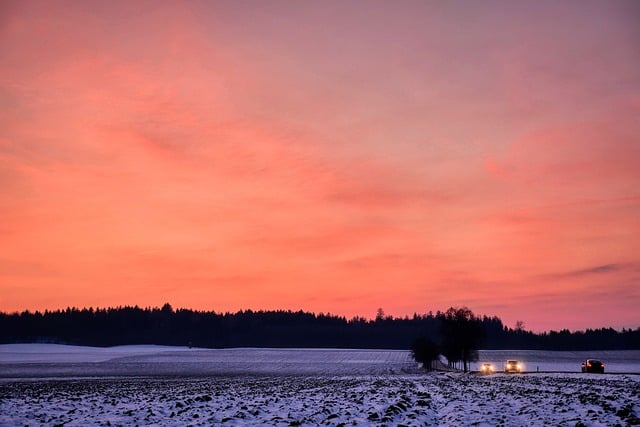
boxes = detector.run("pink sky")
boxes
[1,1,639,332]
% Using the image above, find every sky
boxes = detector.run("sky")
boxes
[1,0,639,332]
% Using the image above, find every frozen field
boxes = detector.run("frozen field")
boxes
[1,345,639,426]
[2,372,639,426]
[0,345,418,377]
[2,345,639,377]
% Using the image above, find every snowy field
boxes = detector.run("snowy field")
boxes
[0,345,417,377]
[1,345,639,426]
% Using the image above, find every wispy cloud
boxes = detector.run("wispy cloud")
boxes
[0,1,638,330]
[539,263,639,281]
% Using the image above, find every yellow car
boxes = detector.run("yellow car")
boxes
[504,360,523,373]
[480,363,495,374]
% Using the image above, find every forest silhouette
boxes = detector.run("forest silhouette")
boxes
[1,304,638,351]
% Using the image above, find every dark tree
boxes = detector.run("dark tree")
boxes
[439,307,483,372]
[1,305,637,351]
[411,337,439,370]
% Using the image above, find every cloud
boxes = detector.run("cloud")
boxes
[568,264,624,276]
[485,120,640,192]
[539,263,639,281]
[1,1,639,332]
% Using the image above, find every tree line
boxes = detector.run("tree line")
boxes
[1,303,638,351]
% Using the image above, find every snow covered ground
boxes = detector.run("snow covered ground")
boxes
[1,344,638,377]
[0,343,186,363]
[2,372,639,426]
[1,345,639,426]
[0,345,417,377]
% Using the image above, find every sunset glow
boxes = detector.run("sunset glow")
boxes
[1,1,639,332]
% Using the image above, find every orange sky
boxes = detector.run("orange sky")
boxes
[1,1,639,332]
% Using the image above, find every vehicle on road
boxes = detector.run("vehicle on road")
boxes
[480,363,495,374]
[504,360,523,373]
[581,359,605,373]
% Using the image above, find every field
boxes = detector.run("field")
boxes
[1,345,639,426]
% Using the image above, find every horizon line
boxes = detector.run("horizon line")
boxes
[3,303,638,335]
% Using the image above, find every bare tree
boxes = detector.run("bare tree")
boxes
[411,337,439,370]
[439,307,483,372]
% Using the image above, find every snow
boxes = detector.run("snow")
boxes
[0,343,187,363]
[2,372,638,426]
[0,345,417,377]
[1,345,639,426]
[2,344,638,376]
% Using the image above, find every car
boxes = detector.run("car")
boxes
[504,360,523,373]
[480,363,495,374]
[581,359,605,373]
